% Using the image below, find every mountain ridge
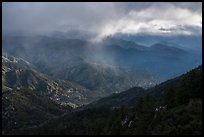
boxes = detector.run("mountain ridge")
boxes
[12,65,202,135]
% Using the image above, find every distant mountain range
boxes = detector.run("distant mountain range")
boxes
[112,33,202,53]
[3,35,200,95]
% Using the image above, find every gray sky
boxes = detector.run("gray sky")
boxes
[2,2,202,40]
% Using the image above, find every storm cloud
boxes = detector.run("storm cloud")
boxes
[2,2,202,39]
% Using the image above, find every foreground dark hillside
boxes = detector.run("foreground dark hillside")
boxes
[2,88,71,135]
[15,65,202,135]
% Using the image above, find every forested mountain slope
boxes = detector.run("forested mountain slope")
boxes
[14,65,202,135]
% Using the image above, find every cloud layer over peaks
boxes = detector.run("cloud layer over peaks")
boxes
[3,2,202,39]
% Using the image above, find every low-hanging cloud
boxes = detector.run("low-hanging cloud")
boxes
[97,3,202,39]
[2,2,202,40]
